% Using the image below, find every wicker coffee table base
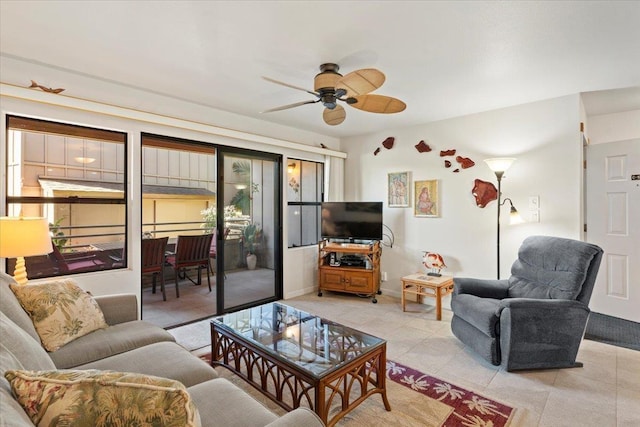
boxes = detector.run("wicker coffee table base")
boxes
[211,324,391,427]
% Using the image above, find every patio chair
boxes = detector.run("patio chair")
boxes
[451,235,603,371]
[49,242,106,274]
[165,234,213,298]
[142,236,169,301]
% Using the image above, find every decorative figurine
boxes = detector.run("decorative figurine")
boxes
[422,252,447,277]
[472,179,498,208]
[382,137,395,149]
[456,156,475,169]
[415,140,432,152]
[28,80,65,94]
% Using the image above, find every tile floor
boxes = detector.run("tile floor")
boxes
[170,291,640,427]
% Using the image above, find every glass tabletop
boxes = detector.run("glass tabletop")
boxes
[212,302,385,377]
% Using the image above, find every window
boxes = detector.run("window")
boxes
[5,116,127,279]
[286,159,323,248]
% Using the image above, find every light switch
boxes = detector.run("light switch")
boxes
[530,211,540,222]
[529,196,540,210]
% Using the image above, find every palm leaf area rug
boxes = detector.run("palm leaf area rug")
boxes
[199,353,516,427]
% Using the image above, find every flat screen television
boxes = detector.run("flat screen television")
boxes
[321,201,383,241]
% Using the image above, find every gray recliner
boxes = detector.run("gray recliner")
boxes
[451,235,603,371]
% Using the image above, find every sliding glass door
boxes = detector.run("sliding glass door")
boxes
[140,134,217,327]
[217,148,282,313]
[140,136,282,327]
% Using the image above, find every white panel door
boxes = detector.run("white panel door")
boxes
[586,139,640,322]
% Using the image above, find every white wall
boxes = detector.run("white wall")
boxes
[587,109,640,145]
[341,95,584,305]
[0,57,342,303]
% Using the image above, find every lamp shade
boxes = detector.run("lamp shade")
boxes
[0,217,53,258]
[509,206,525,225]
[484,158,516,173]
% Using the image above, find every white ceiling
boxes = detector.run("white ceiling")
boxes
[1,1,639,138]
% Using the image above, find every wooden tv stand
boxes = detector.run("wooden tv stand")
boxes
[317,240,382,303]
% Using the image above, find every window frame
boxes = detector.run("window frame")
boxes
[286,158,324,248]
[5,115,128,279]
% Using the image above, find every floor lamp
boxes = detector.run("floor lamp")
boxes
[0,216,53,285]
[484,158,524,279]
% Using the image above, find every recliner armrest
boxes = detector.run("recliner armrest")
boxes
[497,297,588,315]
[453,277,509,299]
[94,294,139,325]
[497,297,591,371]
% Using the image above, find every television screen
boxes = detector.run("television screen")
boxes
[321,202,383,241]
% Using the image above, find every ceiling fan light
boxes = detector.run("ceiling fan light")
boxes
[323,106,346,126]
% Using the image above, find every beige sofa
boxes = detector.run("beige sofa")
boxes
[0,274,323,427]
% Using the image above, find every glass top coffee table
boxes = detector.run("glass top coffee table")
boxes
[210,302,391,426]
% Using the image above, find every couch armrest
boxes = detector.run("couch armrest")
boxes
[264,408,324,427]
[453,277,509,299]
[94,294,138,325]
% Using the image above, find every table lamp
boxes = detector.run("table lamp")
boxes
[0,216,53,285]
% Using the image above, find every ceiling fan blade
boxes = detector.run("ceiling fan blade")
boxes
[261,99,319,113]
[262,76,318,96]
[336,68,386,97]
[349,94,406,114]
[323,105,346,126]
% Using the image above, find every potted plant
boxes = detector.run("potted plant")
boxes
[200,206,216,234]
[49,217,68,250]
[242,223,262,270]
[230,160,260,215]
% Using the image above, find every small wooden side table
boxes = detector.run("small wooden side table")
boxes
[401,273,454,320]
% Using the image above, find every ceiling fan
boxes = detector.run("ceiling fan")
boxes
[261,63,406,126]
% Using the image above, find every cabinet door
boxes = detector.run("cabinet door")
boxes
[345,271,372,293]
[320,269,345,290]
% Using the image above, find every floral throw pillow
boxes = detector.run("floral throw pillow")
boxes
[9,280,108,352]
[5,369,201,427]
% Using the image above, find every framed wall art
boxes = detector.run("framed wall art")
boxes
[388,171,411,207]
[414,179,439,217]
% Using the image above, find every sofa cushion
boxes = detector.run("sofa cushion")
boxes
[188,378,278,427]
[508,235,600,300]
[0,273,40,342]
[76,341,218,388]
[49,320,176,369]
[0,343,39,427]
[0,312,55,372]
[5,369,201,427]
[10,279,109,352]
